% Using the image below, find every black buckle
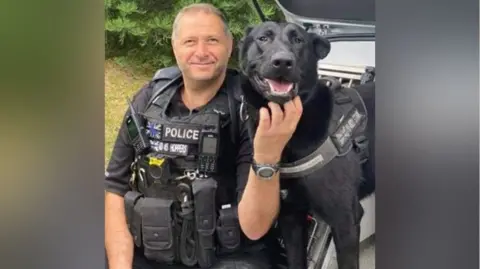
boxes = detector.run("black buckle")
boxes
[360,67,375,84]
[239,95,250,122]
[352,135,369,164]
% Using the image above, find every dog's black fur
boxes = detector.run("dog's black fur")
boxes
[236,21,375,269]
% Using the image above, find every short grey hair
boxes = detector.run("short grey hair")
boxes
[171,3,232,40]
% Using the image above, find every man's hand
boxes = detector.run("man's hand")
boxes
[238,96,303,240]
[253,96,303,164]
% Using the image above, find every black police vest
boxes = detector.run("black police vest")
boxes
[124,69,245,269]
[145,88,226,164]
[135,84,235,194]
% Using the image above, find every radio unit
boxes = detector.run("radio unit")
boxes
[197,126,219,173]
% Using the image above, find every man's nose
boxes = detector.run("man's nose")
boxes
[194,42,209,57]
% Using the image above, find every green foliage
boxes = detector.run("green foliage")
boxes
[105,0,284,73]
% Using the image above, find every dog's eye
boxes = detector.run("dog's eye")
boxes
[293,37,304,43]
[258,36,268,42]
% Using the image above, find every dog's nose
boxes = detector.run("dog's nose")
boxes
[271,52,294,70]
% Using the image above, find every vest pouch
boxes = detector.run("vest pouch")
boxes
[216,206,241,252]
[124,191,144,247]
[141,197,176,264]
[191,178,217,268]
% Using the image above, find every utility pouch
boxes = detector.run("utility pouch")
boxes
[191,178,217,268]
[216,205,241,252]
[124,191,144,247]
[141,197,176,264]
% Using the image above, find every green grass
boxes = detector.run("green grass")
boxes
[104,59,151,167]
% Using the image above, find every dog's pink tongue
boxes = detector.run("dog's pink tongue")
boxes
[265,79,293,92]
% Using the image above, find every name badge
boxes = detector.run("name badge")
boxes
[162,125,201,143]
[151,140,189,156]
[333,108,364,148]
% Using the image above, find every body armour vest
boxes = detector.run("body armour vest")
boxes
[135,82,234,195]
[124,75,243,269]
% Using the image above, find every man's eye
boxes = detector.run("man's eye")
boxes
[208,38,218,43]
[184,40,194,45]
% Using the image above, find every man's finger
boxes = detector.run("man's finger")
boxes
[268,102,284,127]
[283,99,295,112]
[293,96,303,114]
[256,107,271,134]
[284,97,302,123]
[282,100,297,122]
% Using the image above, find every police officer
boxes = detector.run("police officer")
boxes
[104,3,303,269]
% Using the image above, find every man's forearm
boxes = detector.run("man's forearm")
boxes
[105,192,134,269]
[238,167,280,240]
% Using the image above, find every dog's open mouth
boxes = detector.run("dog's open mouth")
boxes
[265,79,294,95]
[254,75,298,98]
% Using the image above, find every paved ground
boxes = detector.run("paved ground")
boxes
[359,236,375,269]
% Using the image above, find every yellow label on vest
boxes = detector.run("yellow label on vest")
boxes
[149,157,165,167]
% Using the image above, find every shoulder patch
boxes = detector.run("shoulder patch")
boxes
[152,66,181,81]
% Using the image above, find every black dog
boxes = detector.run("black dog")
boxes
[236,21,375,269]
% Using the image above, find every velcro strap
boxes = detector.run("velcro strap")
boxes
[219,207,237,227]
[141,198,173,227]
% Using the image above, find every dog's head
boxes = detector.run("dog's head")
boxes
[238,21,331,105]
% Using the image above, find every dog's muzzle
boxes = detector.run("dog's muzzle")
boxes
[252,75,299,105]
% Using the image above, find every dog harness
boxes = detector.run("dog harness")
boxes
[239,77,369,178]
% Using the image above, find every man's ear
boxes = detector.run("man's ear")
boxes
[309,33,331,60]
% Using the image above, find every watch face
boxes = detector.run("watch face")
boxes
[258,167,275,178]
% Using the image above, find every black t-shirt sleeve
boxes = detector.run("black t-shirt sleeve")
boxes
[235,119,253,203]
[104,84,152,196]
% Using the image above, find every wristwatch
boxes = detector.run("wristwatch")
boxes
[252,160,280,180]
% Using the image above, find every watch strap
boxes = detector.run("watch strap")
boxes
[252,160,280,179]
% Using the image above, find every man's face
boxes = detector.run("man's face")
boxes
[172,11,232,82]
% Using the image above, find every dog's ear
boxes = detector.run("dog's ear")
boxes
[243,26,254,37]
[237,26,254,72]
[309,33,331,60]
[237,26,254,50]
